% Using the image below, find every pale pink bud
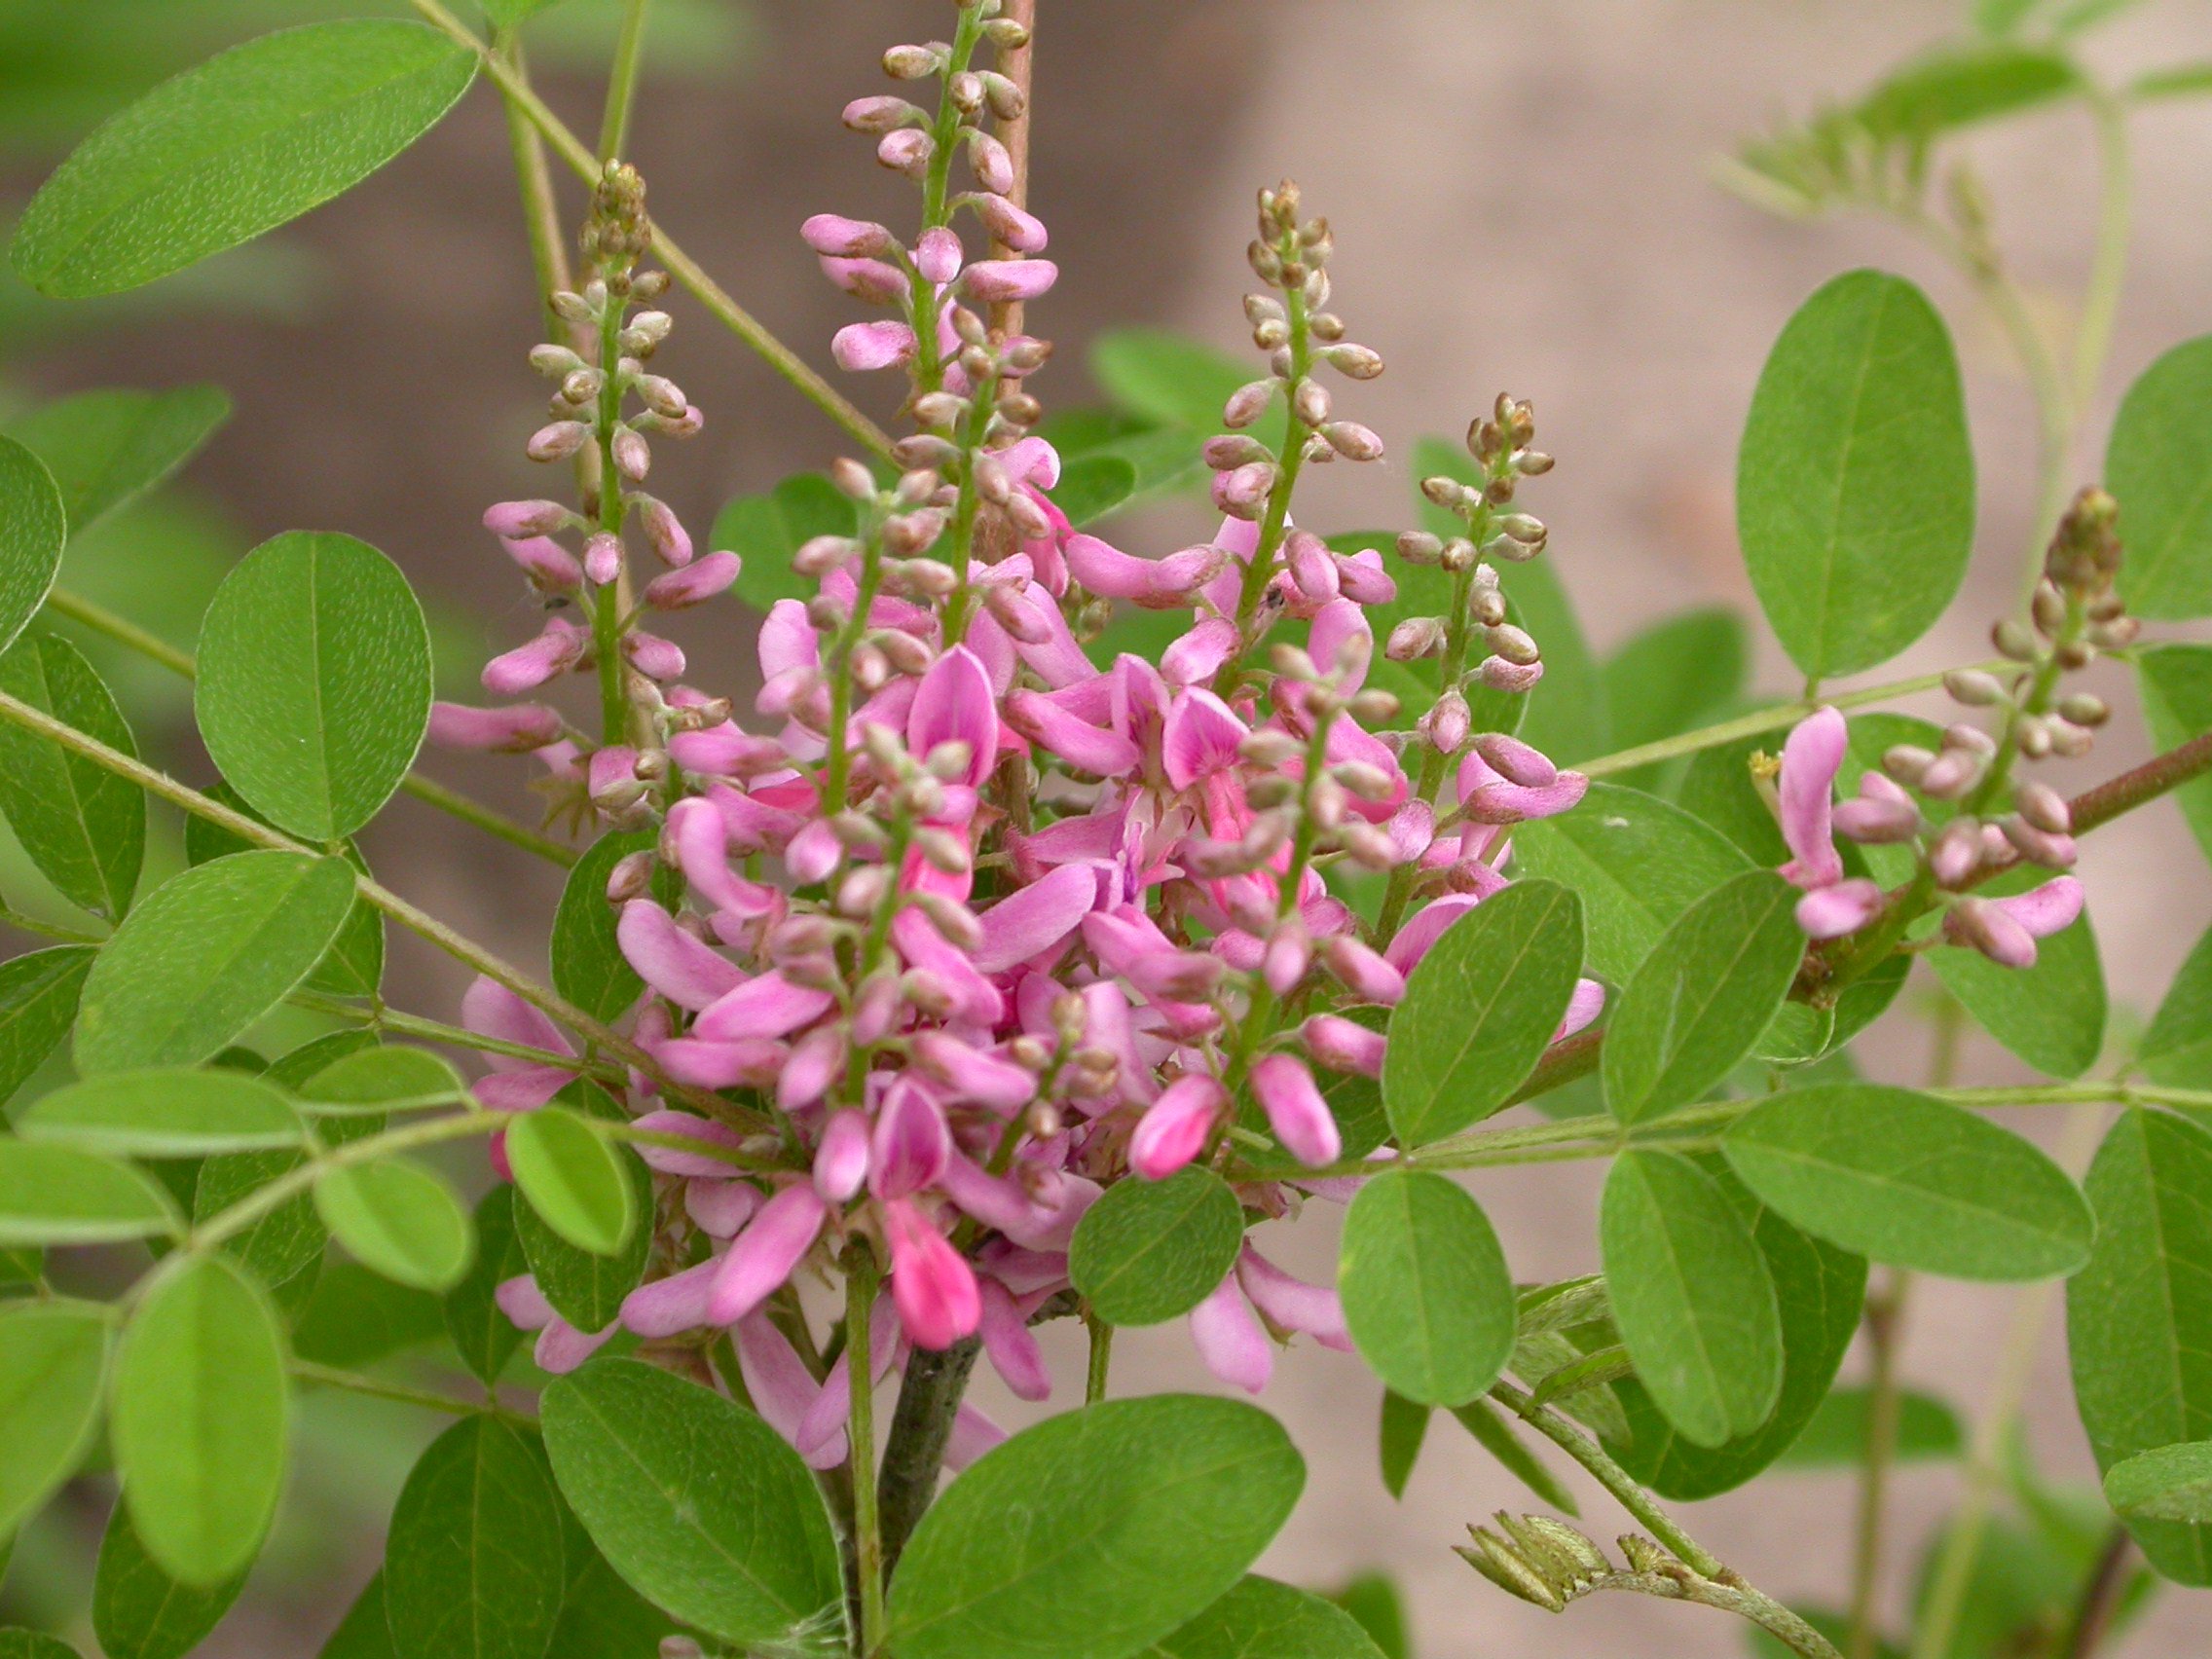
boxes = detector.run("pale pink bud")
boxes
[961,259,1058,303]
[1320,935,1407,1006]
[800,213,896,258]
[913,1032,1038,1115]
[833,319,919,373]
[612,427,651,482]
[1262,924,1310,996]
[968,130,1014,193]
[1302,1014,1385,1077]
[637,498,693,568]
[428,700,563,753]
[499,535,582,593]
[975,193,1049,253]
[820,256,908,303]
[1555,977,1606,1042]
[1129,1074,1229,1180]
[877,128,933,172]
[582,532,622,586]
[1479,656,1544,692]
[527,421,590,462]
[1236,1246,1351,1350]
[1249,1053,1341,1167]
[885,1198,981,1350]
[813,1109,871,1202]
[627,1110,748,1179]
[844,94,923,132]
[915,227,964,285]
[1474,732,1559,788]
[482,617,587,695]
[1795,878,1886,940]
[644,550,740,610]
[1992,874,2083,938]
[484,498,569,537]
[1190,1273,1272,1394]
[624,631,685,682]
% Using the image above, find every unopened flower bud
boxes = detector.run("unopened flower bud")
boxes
[1993,618,2040,661]
[1395,531,1443,566]
[1486,623,1541,667]
[527,421,590,463]
[1386,617,1445,661]
[1223,380,1275,428]
[1321,422,1383,461]
[882,43,938,78]
[1323,343,1384,380]
[1944,669,2006,706]
[2058,692,2109,727]
[612,427,651,481]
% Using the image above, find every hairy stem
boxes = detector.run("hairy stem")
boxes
[2066,729,2212,835]
[1087,1310,1113,1404]
[39,585,574,866]
[292,1359,491,1419]
[408,0,895,462]
[494,27,575,343]
[1846,1267,1909,1659]
[877,1336,980,1575]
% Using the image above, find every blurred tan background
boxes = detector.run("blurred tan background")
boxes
[9,0,2212,1653]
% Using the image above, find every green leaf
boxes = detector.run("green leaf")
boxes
[314,1157,473,1292]
[1609,1174,1866,1498]
[1326,1576,1409,1659]
[11,21,478,299]
[1598,608,1748,789]
[1340,1168,1515,1407]
[1930,866,2106,1079]
[0,1140,179,1245]
[1378,1390,1429,1500]
[1143,1576,1386,1659]
[385,1415,567,1659]
[1091,329,1264,434]
[540,1356,845,1649]
[516,1084,650,1332]
[887,1394,1305,1659]
[1679,731,1790,865]
[712,472,858,614]
[92,1499,246,1659]
[2068,1108,2212,1583]
[1053,453,1142,528]
[444,1186,529,1385]
[1737,271,1974,678]
[318,1572,395,1659]
[113,1252,288,1585]
[0,1300,109,1538]
[195,531,432,841]
[0,944,95,1105]
[1448,1396,1579,1513]
[1858,43,2081,134]
[290,1258,445,1369]
[1509,782,1754,981]
[1414,437,1606,760]
[2130,62,2212,101]
[75,851,355,1075]
[8,386,231,536]
[296,1045,466,1115]
[0,1634,82,1659]
[551,830,667,1024]
[184,782,386,999]
[1725,1084,2093,1280]
[1775,1386,1965,1468]
[2110,336,2212,618]
[195,1150,324,1310]
[2142,924,2212,1090]
[1070,1164,1244,1326]
[1602,1149,1782,1448]
[2106,1441,2212,1524]
[548,1539,688,1658]
[0,436,66,660]
[18,1068,301,1156]
[0,632,143,918]
[507,1106,634,1258]
[2136,644,2212,866]
[1604,871,1806,1124]
[1383,879,1585,1146]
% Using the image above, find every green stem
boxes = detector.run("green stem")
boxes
[292,1358,490,1418]
[494,27,574,342]
[876,1337,979,1574]
[845,1246,887,1659]
[41,584,575,867]
[1491,1379,1721,1575]
[2074,91,2132,420]
[194,1109,511,1250]
[285,988,608,1075]
[1577,662,2003,782]
[1217,289,1309,707]
[596,0,651,163]
[0,687,756,1125]
[2057,1526,2133,1659]
[1846,1266,1910,1659]
[822,516,888,817]
[406,0,895,462]
[1907,1103,2109,1659]
[1086,1311,1113,1404]
[1377,562,1473,940]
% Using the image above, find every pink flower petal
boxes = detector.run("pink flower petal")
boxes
[1189,1273,1272,1393]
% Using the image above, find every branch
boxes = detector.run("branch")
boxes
[2066,729,2212,835]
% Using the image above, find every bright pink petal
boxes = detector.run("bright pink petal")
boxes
[1778,707,1848,889]
[706,1185,827,1324]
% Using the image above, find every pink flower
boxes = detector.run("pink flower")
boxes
[428,702,563,753]
[707,1185,828,1325]
[1129,1074,1229,1180]
[1778,707,1849,890]
[461,977,576,1111]
[884,1198,981,1350]
[909,645,999,788]
[1248,1053,1341,1168]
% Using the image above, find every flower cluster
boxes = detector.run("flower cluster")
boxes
[418,2,1725,1467]
[1769,487,2122,973]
